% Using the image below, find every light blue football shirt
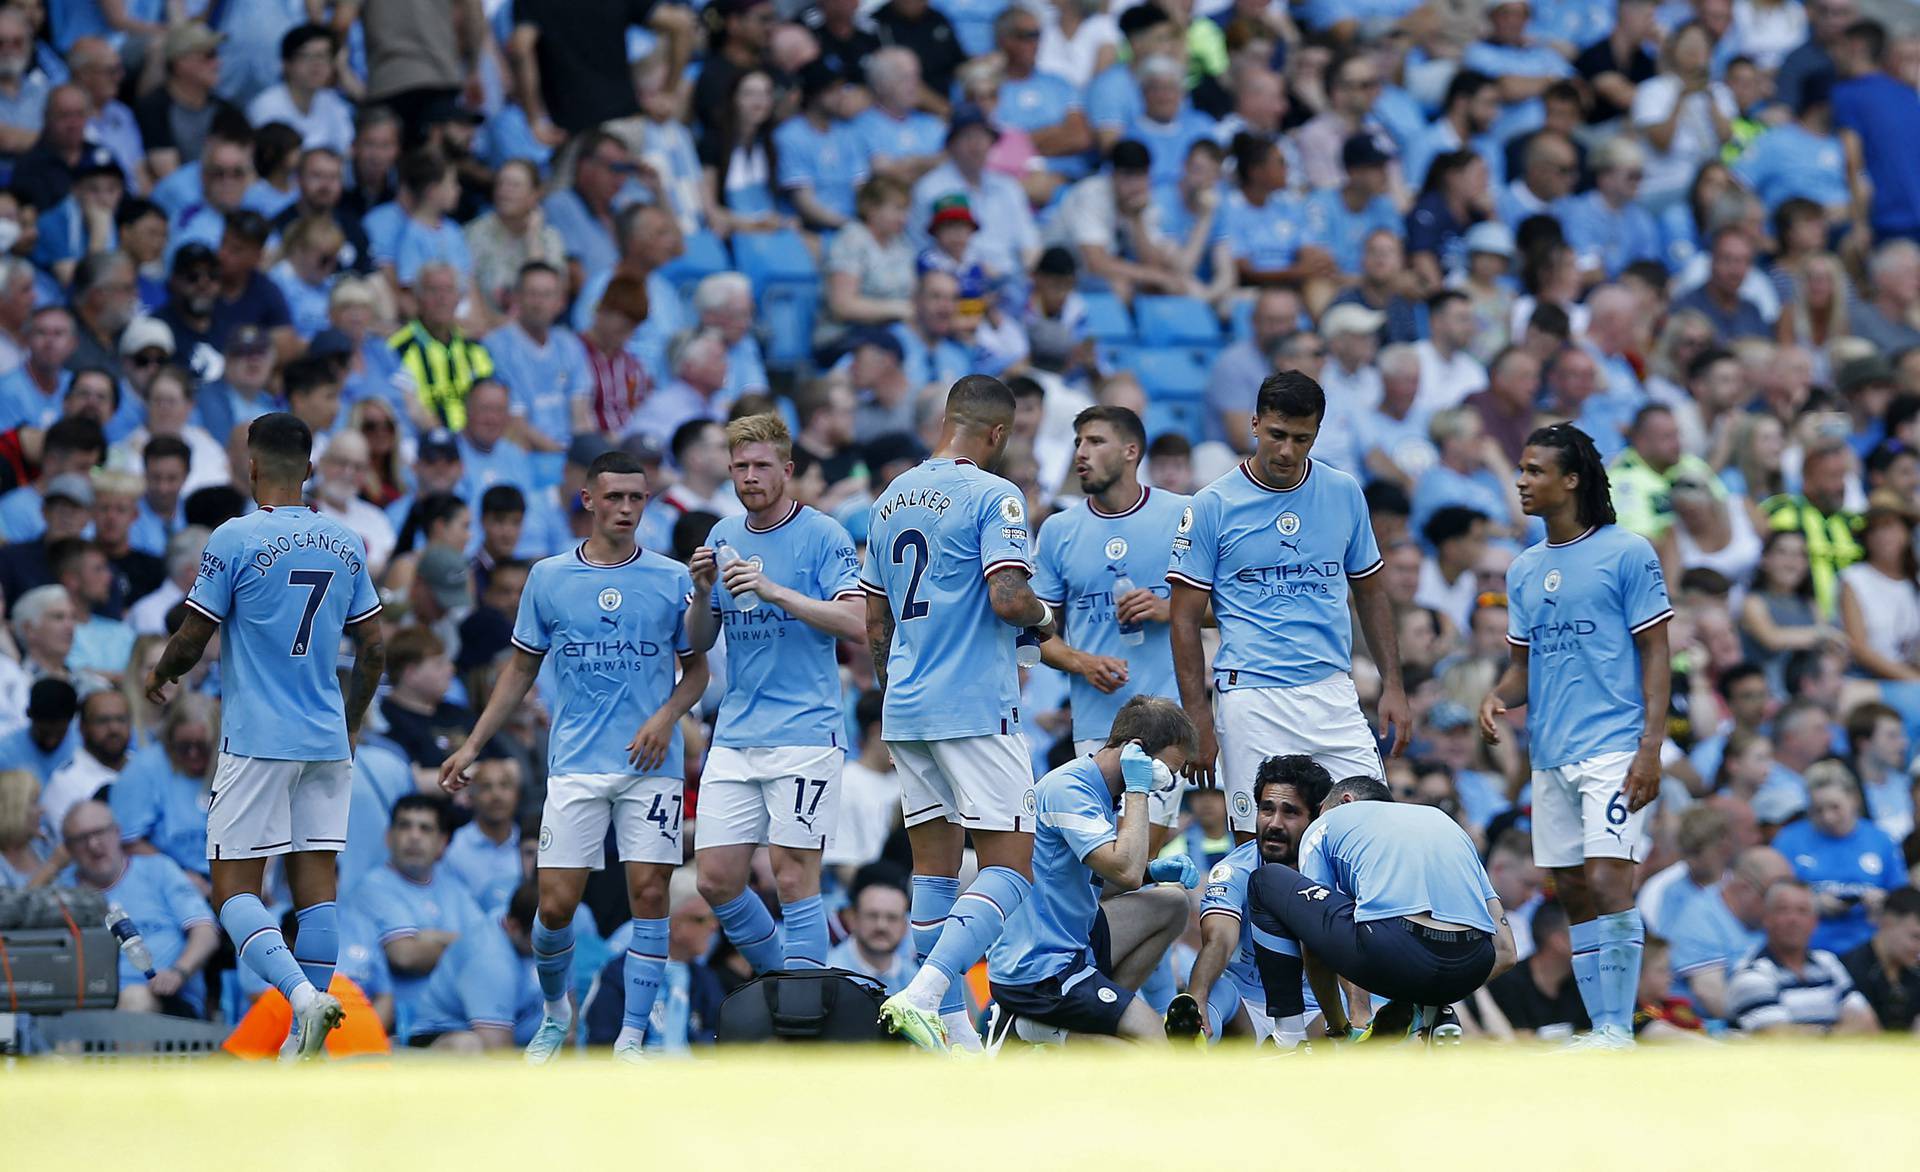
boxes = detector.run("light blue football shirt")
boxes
[346,861,485,1012]
[708,502,862,749]
[988,755,1116,986]
[773,115,871,221]
[1031,486,1188,744]
[1297,801,1499,933]
[482,321,590,486]
[409,919,541,1044]
[184,504,381,760]
[860,457,1031,740]
[1505,524,1673,768]
[1167,460,1382,691]
[1220,189,1313,271]
[511,543,697,778]
[850,107,947,171]
[1199,839,1264,995]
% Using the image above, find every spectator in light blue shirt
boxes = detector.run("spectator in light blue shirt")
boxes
[541,130,636,292]
[1405,69,1506,192]
[993,6,1093,185]
[1303,135,1404,278]
[365,148,472,288]
[268,213,343,339]
[889,270,971,390]
[1088,5,1185,153]
[1411,407,1518,544]
[775,61,871,233]
[1125,56,1216,191]
[456,381,538,504]
[1464,1,1576,144]
[1562,137,1663,281]
[67,38,144,191]
[825,870,916,995]
[851,48,947,186]
[691,272,770,401]
[1733,76,1852,217]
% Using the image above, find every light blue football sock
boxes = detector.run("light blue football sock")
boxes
[713,890,783,974]
[292,900,338,992]
[923,866,1032,987]
[1595,909,1645,1032]
[621,918,670,1034]
[531,916,575,1005]
[780,895,828,969]
[1568,917,1603,1030]
[221,894,309,1004]
[910,875,964,1016]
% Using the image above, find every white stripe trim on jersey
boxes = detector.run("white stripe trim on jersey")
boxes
[1038,810,1114,836]
[1199,906,1243,924]
[1347,558,1385,580]
[182,597,224,623]
[345,603,383,626]
[1167,569,1213,592]
[1239,459,1311,494]
[1034,593,1065,607]
[1087,485,1151,518]
[983,557,1030,580]
[1507,635,1529,647]
[1629,608,1676,635]
[745,500,802,533]
[509,636,548,656]
[858,580,886,597]
[1546,526,1599,548]
[575,542,641,569]
[832,590,865,601]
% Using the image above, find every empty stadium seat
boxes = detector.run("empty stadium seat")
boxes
[1079,290,1135,344]
[659,230,732,313]
[731,229,818,286]
[1133,295,1220,348]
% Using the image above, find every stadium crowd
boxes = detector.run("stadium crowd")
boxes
[2,0,1920,1053]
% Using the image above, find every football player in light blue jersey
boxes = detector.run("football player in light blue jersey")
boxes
[1168,371,1411,842]
[862,375,1061,1052]
[1480,423,1673,1050]
[1181,755,1332,1047]
[1033,406,1190,850]
[1245,777,1518,1046]
[986,697,1201,1046]
[145,412,386,1059]
[685,414,866,975]
[442,449,711,1065]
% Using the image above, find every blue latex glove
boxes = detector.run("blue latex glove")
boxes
[1148,854,1201,889]
[1119,742,1156,794]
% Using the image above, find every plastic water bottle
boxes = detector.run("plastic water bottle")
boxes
[1015,628,1043,668]
[715,543,759,610]
[105,905,156,980]
[1113,571,1145,646]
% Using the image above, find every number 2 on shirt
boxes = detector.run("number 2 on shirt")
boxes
[892,528,932,620]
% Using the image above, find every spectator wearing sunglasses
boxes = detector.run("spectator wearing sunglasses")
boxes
[270,214,347,339]
[542,130,641,293]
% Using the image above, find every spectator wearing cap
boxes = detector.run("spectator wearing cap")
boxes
[1405,69,1502,194]
[1086,3,1182,156]
[154,243,228,388]
[66,251,138,388]
[1295,52,1407,199]
[0,418,103,554]
[1320,301,1386,413]
[1221,133,1335,309]
[993,6,1092,197]
[33,146,123,284]
[571,204,685,385]
[1834,18,1920,245]
[124,21,230,168]
[0,304,75,430]
[1493,130,1578,232]
[1207,287,1300,450]
[167,124,262,262]
[1561,137,1661,282]
[247,25,355,154]
[191,323,275,446]
[9,84,93,212]
[629,330,734,449]
[1304,135,1404,280]
[776,61,872,234]
[1422,696,1508,830]
[844,326,913,442]
[482,260,586,487]
[389,262,494,432]
[365,148,473,291]
[852,48,946,186]
[1728,879,1881,1034]
[412,543,477,660]
[911,104,1040,285]
[0,678,78,782]
[385,428,468,545]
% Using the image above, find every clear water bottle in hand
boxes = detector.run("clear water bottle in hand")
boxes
[105,904,156,980]
[1113,571,1145,646]
[1015,627,1043,668]
[716,543,759,610]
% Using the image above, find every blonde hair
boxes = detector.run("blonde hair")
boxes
[0,769,40,850]
[1804,759,1859,800]
[284,213,345,258]
[724,412,793,462]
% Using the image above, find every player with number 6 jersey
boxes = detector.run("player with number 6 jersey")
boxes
[686,414,867,977]
[440,449,710,1065]
[861,376,1059,1052]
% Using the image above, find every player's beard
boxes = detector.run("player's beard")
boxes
[1077,467,1116,497]
[1258,831,1292,865]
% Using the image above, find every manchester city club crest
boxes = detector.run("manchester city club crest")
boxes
[1105,536,1128,560]
[1544,570,1562,593]
[1276,511,1301,536]
[598,587,623,611]
[1232,791,1252,819]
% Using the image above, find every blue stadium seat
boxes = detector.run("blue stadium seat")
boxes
[731,229,818,286]
[1144,396,1207,446]
[760,284,819,371]
[659,230,731,298]
[1080,290,1135,344]
[1134,347,1209,401]
[1229,297,1255,342]
[1133,295,1220,349]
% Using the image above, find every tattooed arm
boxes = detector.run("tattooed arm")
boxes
[344,615,386,747]
[144,610,218,705]
[866,592,895,689]
[987,566,1055,636]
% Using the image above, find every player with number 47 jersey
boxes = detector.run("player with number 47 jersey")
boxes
[686,414,867,978]
[441,449,710,1066]
[1480,424,1673,1051]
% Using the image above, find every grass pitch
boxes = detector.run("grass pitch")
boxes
[9,1042,1909,1170]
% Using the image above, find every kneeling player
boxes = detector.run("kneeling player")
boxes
[1181,754,1332,1046]
[1247,776,1517,1043]
[984,696,1203,1045]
